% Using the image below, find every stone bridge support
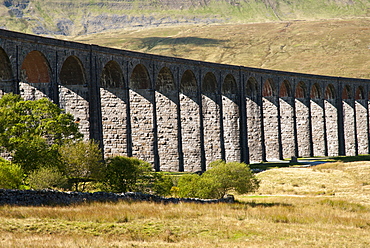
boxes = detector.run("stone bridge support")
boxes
[1,29,370,171]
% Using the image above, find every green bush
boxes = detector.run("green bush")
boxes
[0,159,24,189]
[177,160,260,199]
[27,166,67,190]
[103,156,173,196]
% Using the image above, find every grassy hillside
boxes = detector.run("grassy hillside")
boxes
[70,18,370,79]
[1,0,370,35]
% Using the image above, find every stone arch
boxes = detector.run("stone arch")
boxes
[59,55,89,139]
[180,70,197,94]
[342,84,356,155]
[60,56,86,86]
[155,67,179,171]
[310,83,325,156]
[295,81,310,157]
[279,80,292,98]
[342,85,352,100]
[180,69,201,172]
[310,83,321,99]
[245,77,258,101]
[222,74,237,95]
[262,78,280,160]
[130,64,150,90]
[222,74,240,162]
[279,80,295,159]
[262,78,274,97]
[21,50,51,84]
[99,60,127,158]
[202,72,217,94]
[202,71,221,167]
[129,63,154,165]
[245,77,262,162]
[0,46,14,95]
[355,86,368,154]
[100,60,124,88]
[324,83,339,156]
[20,50,52,100]
[156,67,175,94]
[295,81,306,99]
[355,86,365,100]
[324,84,336,100]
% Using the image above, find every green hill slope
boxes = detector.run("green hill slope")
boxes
[1,0,370,35]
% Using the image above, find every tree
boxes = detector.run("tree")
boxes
[0,93,82,172]
[27,166,67,190]
[103,156,173,195]
[59,140,103,191]
[177,160,259,199]
[0,158,24,189]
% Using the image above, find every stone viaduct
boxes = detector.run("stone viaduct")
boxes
[1,29,370,172]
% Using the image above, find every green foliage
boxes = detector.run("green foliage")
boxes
[103,156,173,196]
[59,140,103,191]
[26,166,67,190]
[0,93,82,172]
[177,160,259,199]
[0,158,24,189]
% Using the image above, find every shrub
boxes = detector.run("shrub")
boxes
[27,166,67,190]
[0,159,24,189]
[177,160,260,199]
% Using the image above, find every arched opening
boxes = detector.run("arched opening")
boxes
[310,83,325,156]
[202,72,221,167]
[59,55,89,139]
[245,77,263,162]
[156,67,179,171]
[342,85,356,155]
[222,74,240,162]
[180,70,201,172]
[355,86,368,154]
[279,80,292,98]
[100,60,127,158]
[0,47,14,95]
[262,78,280,160]
[279,80,295,158]
[324,84,338,156]
[295,81,310,157]
[100,60,124,88]
[60,56,86,86]
[20,50,51,100]
[130,64,150,90]
[129,64,154,165]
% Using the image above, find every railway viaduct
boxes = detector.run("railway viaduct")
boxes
[1,28,370,172]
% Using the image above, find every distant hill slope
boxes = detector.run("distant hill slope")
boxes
[1,0,370,36]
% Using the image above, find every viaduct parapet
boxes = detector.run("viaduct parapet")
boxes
[1,29,369,171]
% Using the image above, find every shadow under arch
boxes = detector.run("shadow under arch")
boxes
[20,50,52,100]
[325,84,336,100]
[179,69,201,172]
[355,86,365,100]
[262,78,275,97]
[156,66,180,171]
[279,80,292,98]
[342,85,352,100]
[59,55,89,139]
[99,60,128,158]
[245,77,258,101]
[310,83,322,99]
[0,46,14,95]
[295,81,307,99]
[129,63,155,165]
[100,60,124,89]
[202,71,222,167]
[222,73,240,162]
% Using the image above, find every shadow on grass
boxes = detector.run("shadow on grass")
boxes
[232,200,293,208]
[135,36,226,49]
[329,154,370,163]
[249,162,300,171]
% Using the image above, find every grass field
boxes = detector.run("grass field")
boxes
[69,18,370,79]
[1,160,370,247]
